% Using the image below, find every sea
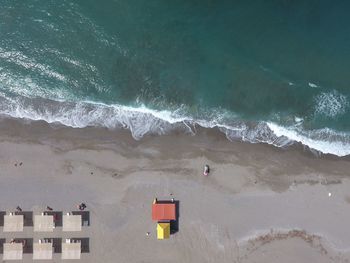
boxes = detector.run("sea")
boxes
[0,0,349,156]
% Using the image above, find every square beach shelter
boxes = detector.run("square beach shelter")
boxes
[63,214,82,231]
[62,241,81,259]
[3,243,23,260]
[34,214,54,232]
[152,203,176,221]
[33,242,53,260]
[3,214,24,232]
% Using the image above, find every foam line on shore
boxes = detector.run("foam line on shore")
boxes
[0,94,349,157]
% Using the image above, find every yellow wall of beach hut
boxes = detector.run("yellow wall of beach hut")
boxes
[157,223,170,239]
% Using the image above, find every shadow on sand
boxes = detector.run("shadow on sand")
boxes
[170,200,180,234]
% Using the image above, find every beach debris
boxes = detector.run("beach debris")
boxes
[19,162,23,166]
[328,192,332,197]
[146,232,150,236]
[16,206,22,212]
[14,163,17,167]
[90,172,93,175]
[203,164,210,176]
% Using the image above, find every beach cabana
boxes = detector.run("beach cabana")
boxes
[157,222,170,239]
[152,202,176,221]
[34,214,54,232]
[152,199,177,240]
[33,242,53,260]
[63,213,82,231]
[3,243,23,260]
[3,214,24,232]
[62,240,81,259]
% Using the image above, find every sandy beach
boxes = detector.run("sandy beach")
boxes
[0,118,349,262]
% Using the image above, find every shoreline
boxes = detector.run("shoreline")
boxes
[0,116,349,161]
[0,117,349,262]
[0,101,349,158]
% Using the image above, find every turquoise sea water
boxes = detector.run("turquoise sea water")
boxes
[0,0,349,156]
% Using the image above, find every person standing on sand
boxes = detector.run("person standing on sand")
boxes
[77,203,87,210]
[203,165,210,176]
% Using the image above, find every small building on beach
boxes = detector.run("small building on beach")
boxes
[152,198,177,240]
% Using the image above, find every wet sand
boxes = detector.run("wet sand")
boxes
[0,118,349,262]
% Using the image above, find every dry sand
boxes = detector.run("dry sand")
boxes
[0,118,350,262]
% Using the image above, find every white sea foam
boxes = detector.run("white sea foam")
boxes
[308,82,318,88]
[0,92,348,157]
[0,96,194,139]
[0,48,66,82]
[0,72,73,101]
[267,122,350,156]
[294,117,303,123]
[314,90,349,118]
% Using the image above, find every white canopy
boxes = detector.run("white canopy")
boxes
[3,243,23,260]
[63,214,82,231]
[3,215,24,232]
[33,242,53,260]
[62,242,81,259]
[34,215,54,232]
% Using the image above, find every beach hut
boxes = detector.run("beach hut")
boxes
[34,214,54,232]
[3,214,24,232]
[3,243,23,260]
[63,213,82,231]
[33,241,53,260]
[62,240,81,259]
[152,198,177,239]
[152,202,176,221]
[157,222,170,240]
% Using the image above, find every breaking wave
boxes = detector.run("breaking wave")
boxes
[0,93,349,157]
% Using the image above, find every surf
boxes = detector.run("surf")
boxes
[0,91,349,157]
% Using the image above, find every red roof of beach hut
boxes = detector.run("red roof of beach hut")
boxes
[152,203,176,221]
